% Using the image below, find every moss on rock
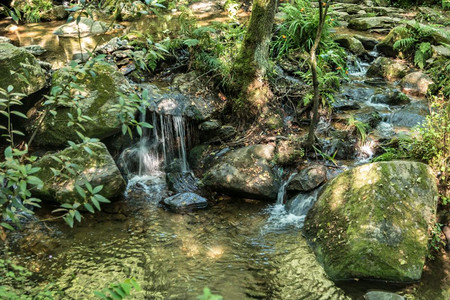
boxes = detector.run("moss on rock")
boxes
[304,161,438,282]
[29,62,132,147]
[0,43,46,97]
[33,142,125,204]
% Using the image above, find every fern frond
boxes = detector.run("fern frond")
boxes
[393,37,417,51]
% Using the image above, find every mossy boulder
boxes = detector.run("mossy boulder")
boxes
[29,62,132,147]
[334,34,367,56]
[366,57,408,81]
[377,26,410,57]
[304,161,438,282]
[33,142,125,204]
[348,17,400,32]
[203,144,280,200]
[400,71,433,96]
[0,43,46,97]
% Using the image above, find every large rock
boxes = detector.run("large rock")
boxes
[28,62,132,147]
[33,142,126,204]
[287,165,327,193]
[334,34,367,56]
[348,17,400,32]
[203,144,280,200]
[304,161,438,282]
[390,101,428,128]
[377,26,410,57]
[53,17,108,37]
[364,291,405,300]
[161,192,208,212]
[400,72,433,96]
[0,43,46,97]
[366,57,408,81]
[39,5,68,21]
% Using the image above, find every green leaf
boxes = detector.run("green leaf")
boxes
[74,210,82,222]
[75,185,87,199]
[10,111,27,119]
[94,194,110,203]
[91,197,100,211]
[92,185,103,194]
[1,222,14,231]
[84,202,95,213]
[61,203,73,209]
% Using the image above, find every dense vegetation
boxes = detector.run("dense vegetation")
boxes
[0,0,448,299]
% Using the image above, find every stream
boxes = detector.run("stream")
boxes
[0,10,448,300]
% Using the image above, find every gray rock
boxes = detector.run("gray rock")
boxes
[201,125,237,143]
[390,101,429,128]
[287,165,327,192]
[162,192,208,212]
[53,17,109,37]
[432,45,450,58]
[203,144,280,200]
[348,16,400,31]
[22,44,46,56]
[334,34,367,56]
[364,291,405,300]
[371,90,410,106]
[199,119,221,131]
[304,161,438,282]
[354,35,379,50]
[33,142,126,204]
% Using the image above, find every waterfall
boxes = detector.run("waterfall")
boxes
[120,111,191,178]
[276,172,297,205]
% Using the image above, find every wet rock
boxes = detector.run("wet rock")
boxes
[188,144,210,170]
[374,122,395,140]
[342,85,375,102]
[354,35,379,50]
[166,172,199,193]
[275,138,304,166]
[0,36,12,43]
[37,60,52,71]
[162,192,208,212]
[144,73,222,121]
[22,44,46,56]
[72,52,90,62]
[39,5,68,21]
[304,161,438,282]
[366,57,408,81]
[354,109,382,129]
[200,125,237,144]
[364,291,405,300]
[199,119,221,131]
[390,101,428,128]
[97,37,133,54]
[203,144,280,200]
[322,130,357,160]
[28,62,132,147]
[53,17,109,37]
[287,165,327,193]
[371,89,410,106]
[334,34,367,56]
[33,142,126,204]
[0,43,46,99]
[331,98,361,111]
[400,72,433,96]
[348,17,400,32]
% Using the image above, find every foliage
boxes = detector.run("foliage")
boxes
[428,223,445,258]
[295,48,347,105]
[99,0,165,20]
[124,32,169,72]
[271,0,338,58]
[410,99,449,198]
[347,115,369,143]
[371,135,413,162]
[0,259,56,299]
[392,23,448,69]
[94,278,141,299]
[2,0,52,23]
[197,287,223,300]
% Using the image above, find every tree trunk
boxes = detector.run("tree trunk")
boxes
[231,0,278,120]
[307,1,331,147]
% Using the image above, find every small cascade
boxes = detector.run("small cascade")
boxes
[356,139,378,163]
[276,172,297,205]
[347,55,369,77]
[265,172,319,231]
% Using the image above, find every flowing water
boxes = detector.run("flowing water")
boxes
[1,14,448,300]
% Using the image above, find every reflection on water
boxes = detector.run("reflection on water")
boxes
[5,197,349,300]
